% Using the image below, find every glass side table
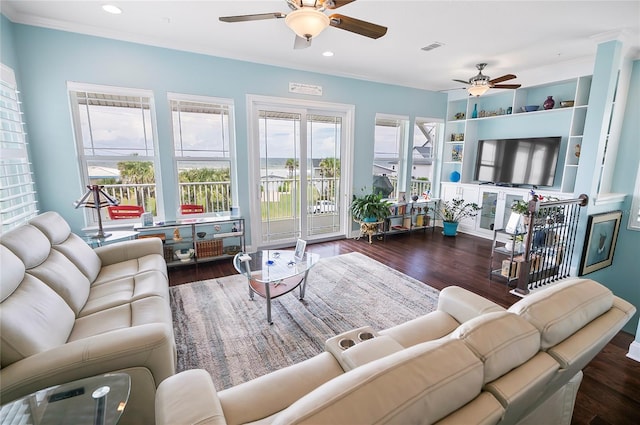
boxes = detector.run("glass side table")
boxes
[0,373,131,425]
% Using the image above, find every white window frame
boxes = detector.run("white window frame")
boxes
[0,63,38,234]
[410,118,442,197]
[168,92,237,217]
[67,82,161,226]
[373,114,410,198]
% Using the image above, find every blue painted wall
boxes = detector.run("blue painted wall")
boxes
[1,20,446,241]
[1,15,18,70]
[585,59,640,335]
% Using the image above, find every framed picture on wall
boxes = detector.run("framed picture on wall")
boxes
[579,210,622,275]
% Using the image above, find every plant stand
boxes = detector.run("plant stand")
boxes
[355,220,384,244]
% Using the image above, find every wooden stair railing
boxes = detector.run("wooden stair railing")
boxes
[514,194,588,295]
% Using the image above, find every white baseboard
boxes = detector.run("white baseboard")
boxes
[627,340,640,362]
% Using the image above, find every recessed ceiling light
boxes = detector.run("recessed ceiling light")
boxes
[322,51,334,57]
[102,4,122,15]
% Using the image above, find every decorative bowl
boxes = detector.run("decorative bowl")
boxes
[560,100,575,108]
[224,245,241,255]
[524,105,539,112]
[196,231,206,239]
[175,249,194,262]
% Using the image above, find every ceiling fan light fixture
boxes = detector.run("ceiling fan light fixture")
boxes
[468,81,490,97]
[285,8,330,40]
[102,4,122,14]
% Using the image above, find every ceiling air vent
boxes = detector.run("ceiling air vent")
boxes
[421,42,444,52]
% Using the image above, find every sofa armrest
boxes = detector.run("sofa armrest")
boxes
[437,286,505,324]
[0,323,175,403]
[218,352,343,425]
[156,370,227,425]
[95,237,163,266]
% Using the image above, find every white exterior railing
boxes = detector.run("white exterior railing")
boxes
[98,177,429,221]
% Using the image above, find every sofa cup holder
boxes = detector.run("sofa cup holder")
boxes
[339,338,357,350]
[358,332,374,341]
[337,331,375,350]
[326,326,379,356]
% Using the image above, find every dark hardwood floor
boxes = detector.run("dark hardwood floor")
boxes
[168,229,640,425]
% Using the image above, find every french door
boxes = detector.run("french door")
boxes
[247,96,353,248]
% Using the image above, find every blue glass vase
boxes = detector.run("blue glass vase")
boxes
[471,104,478,118]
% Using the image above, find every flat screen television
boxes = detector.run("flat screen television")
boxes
[474,136,561,187]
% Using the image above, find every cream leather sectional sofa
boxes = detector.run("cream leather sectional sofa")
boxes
[156,278,635,425]
[0,211,175,425]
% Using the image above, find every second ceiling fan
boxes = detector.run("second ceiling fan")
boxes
[219,0,387,49]
[454,63,521,96]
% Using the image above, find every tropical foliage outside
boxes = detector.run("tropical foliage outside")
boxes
[94,160,232,216]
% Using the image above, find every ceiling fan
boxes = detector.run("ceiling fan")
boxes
[219,0,387,49]
[454,63,521,96]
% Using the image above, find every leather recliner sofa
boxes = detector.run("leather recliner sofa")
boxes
[156,278,635,425]
[0,211,175,425]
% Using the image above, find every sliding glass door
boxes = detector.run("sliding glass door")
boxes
[248,97,351,248]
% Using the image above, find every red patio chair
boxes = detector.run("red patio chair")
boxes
[107,205,144,219]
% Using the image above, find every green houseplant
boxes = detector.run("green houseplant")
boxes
[435,198,481,236]
[349,191,392,222]
[511,199,530,216]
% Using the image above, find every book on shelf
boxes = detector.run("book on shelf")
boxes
[387,203,407,216]
[195,240,223,258]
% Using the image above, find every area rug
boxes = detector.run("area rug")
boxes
[170,252,440,390]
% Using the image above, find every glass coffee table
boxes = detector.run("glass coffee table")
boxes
[233,250,320,324]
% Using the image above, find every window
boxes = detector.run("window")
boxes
[68,83,158,224]
[411,118,441,197]
[373,115,409,198]
[0,64,38,234]
[170,94,235,215]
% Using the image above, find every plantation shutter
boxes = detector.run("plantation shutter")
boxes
[0,63,38,234]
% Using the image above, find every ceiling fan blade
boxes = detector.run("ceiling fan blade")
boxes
[489,74,517,84]
[323,0,356,9]
[219,12,286,23]
[491,84,522,89]
[329,14,387,39]
[286,0,301,10]
[452,79,471,85]
[294,35,311,49]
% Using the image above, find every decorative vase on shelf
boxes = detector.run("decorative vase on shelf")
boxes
[543,96,555,110]
[471,104,478,118]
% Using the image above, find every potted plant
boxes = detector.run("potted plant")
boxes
[435,198,481,236]
[505,234,525,252]
[349,191,392,222]
[510,192,561,227]
[511,199,530,216]
[508,199,531,232]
